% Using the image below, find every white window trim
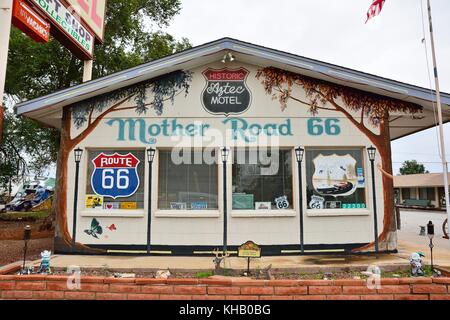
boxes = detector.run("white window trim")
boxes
[81,209,145,218]
[231,209,296,218]
[155,209,220,218]
[306,208,370,217]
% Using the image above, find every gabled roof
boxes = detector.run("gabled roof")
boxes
[15,37,450,139]
[394,173,450,188]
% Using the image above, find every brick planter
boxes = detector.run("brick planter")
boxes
[0,275,449,300]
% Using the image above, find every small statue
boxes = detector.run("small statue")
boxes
[409,252,425,276]
[38,250,52,274]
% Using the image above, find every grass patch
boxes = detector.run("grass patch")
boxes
[0,211,50,221]
[195,271,214,278]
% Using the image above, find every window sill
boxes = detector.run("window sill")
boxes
[231,210,297,218]
[155,210,220,218]
[80,209,145,218]
[306,209,370,217]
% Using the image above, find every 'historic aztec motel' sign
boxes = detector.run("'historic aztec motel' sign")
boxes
[16,38,450,255]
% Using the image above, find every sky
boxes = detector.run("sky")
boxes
[157,0,450,174]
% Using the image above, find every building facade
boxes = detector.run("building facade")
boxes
[16,39,450,255]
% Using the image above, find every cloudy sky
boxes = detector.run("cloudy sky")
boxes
[160,0,450,174]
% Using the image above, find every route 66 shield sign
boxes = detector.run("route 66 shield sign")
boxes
[202,68,251,115]
[91,153,140,199]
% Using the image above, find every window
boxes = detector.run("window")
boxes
[232,149,293,210]
[419,187,435,201]
[306,148,366,210]
[158,149,218,210]
[402,188,411,201]
[86,149,145,210]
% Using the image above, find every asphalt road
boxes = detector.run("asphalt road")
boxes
[397,209,450,267]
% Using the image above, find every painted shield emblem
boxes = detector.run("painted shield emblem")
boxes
[202,68,251,115]
[312,154,358,197]
[91,153,140,199]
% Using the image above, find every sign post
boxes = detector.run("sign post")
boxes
[238,241,261,275]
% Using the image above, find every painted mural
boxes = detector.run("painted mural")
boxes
[255,67,423,251]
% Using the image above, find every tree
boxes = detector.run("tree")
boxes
[1,0,191,183]
[399,160,428,175]
[256,67,423,251]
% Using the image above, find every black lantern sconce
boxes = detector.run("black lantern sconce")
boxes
[427,220,435,270]
[146,147,156,254]
[221,147,230,254]
[72,147,83,248]
[367,146,379,253]
[295,147,305,253]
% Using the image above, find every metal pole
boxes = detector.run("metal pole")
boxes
[223,158,227,254]
[429,238,434,270]
[371,159,379,252]
[147,161,152,254]
[72,161,80,247]
[427,0,450,246]
[298,160,304,253]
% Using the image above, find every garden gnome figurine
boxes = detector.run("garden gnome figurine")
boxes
[38,250,51,274]
[409,252,425,276]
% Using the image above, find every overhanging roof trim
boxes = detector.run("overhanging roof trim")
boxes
[16,37,450,116]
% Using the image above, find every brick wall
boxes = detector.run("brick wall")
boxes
[0,275,449,300]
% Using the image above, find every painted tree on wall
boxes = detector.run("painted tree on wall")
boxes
[54,70,192,253]
[256,67,423,251]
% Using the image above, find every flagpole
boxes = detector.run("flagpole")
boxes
[426,0,450,244]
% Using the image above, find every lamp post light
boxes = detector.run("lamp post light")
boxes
[72,147,83,248]
[367,145,379,253]
[146,147,156,254]
[427,220,435,271]
[221,147,230,255]
[295,147,305,253]
[22,225,31,273]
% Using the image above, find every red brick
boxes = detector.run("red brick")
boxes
[241,287,274,295]
[135,278,167,285]
[342,286,376,295]
[103,278,135,284]
[399,278,432,284]
[260,295,293,300]
[15,275,46,281]
[208,286,240,295]
[46,275,70,282]
[309,286,342,295]
[333,279,366,286]
[232,279,267,286]
[2,290,33,299]
[327,295,360,300]
[15,281,46,290]
[33,291,65,300]
[0,282,15,290]
[267,280,299,287]
[65,291,96,300]
[96,292,127,300]
[293,295,326,300]
[0,275,16,280]
[380,278,400,285]
[173,286,206,295]
[141,285,173,294]
[412,284,447,294]
[430,294,450,300]
[394,294,428,300]
[225,295,259,300]
[47,281,69,291]
[166,278,198,285]
[199,279,232,286]
[298,280,332,286]
[432,278,450,284]
[128,293,159,300]
[361,295,394,300]
[192,295,226,300]
[377,285,410,294]
[274,287,307,295]
[160,294,192,300]
[80,276,105,283]
[79,283,109,292]
[109,284,141,293]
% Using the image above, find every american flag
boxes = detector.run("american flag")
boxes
[365,0,386,23]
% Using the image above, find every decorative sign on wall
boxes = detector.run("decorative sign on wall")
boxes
[202,68,251,115]
[91,153,140,199]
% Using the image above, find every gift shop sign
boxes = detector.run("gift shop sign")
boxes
[12,0,50,43]
[91,153,140,199]
[30,0,95,59]
[202,68,251,115]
